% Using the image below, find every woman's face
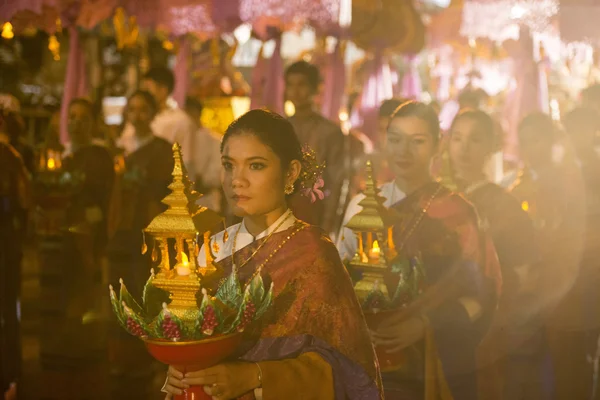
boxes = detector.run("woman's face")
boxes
[126,95,155,133]
[221,133,299,218]
[385,116,437,180]
[449,117,493,179]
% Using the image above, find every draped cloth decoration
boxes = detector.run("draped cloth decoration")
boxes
[263,36,284,114]
[355,50,394,143]
[60,26,88,144]
[250,42,268,111]
[172,35,191,108]
[250,29,284,114]
[401,54,422,101]
[321,40,347,121]
[502,26,546,160]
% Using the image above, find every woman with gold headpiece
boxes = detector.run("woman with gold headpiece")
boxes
[446,109,538,399]
[162,109,382,399]
[337,101,501,399]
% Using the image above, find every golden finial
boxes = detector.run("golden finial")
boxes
[346,160,391,233]
[345,160,395,304]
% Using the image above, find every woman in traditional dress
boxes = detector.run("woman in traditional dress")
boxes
[509,112,587,400]
[338,101,501,399]
[163,109,382,399]
[108,90,174,398]
[447,109,539,399]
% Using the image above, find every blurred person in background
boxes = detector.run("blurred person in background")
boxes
[183,96,222,211]
[109,91,174,398]
[0,94,34,174]
[446,109,539,399]
[285,61,345,235]
[0,98,32,398]
[510,112,587,400]
[119,67,196,176]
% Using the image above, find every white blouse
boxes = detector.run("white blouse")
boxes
[197,209,297,267]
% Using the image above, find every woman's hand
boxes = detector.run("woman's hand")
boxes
[370,314,428,354]
[163,362,261,400]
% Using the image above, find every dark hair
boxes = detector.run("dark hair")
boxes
[221,108,303,171]
[389,101,440,144]
[379,98,406,118]
[563,107,599,136]
[144,67,175,93]
[518,112,555,141]
[127,90,158,115]
[68,98,95,119]
[458,88,487,109]
[450,108,495,143]
[185,96,203,115]
[285,61,321,90]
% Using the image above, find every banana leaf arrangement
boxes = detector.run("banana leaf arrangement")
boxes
[109,268,273,342]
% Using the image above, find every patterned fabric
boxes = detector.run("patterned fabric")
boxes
[382,182,501,400]
[203,222,383,399]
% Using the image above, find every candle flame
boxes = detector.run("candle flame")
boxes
[47,158,56,170]
[521,201,529,212]
[2,23,14,40]
[181,252,189,265]
[371,240,380,253]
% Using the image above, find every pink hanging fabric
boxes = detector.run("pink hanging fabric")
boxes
[355,50,394,144]
[502,26,545,160]
[400,54,422,100]
[250,43,268,110]
[172,36,191,107]
[60,27,88,144]
[261,36,284,114]
[320,40,347,121]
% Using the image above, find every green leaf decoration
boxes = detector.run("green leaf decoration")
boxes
[155,303,184,341]
[109,284,126,326]
[196,289,220,337]
[119,278,145,319]
[122,302,151,339]
[255,282,274,320]
[142,269,171,320]
[215,268,243,309]
[363,281,389,311]
[247,273,266,308]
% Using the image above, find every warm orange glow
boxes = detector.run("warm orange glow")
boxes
[47,157,56,170]
[176,252,191,276]
[2,23,14,40]
[369,240,381,261]
[522,201,529,212]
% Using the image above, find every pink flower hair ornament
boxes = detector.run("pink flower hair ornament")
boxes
[299,145,326,203]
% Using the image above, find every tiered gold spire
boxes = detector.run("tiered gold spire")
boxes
[346,161,392,233]
[143,143,222,321]
[346,160,395,303]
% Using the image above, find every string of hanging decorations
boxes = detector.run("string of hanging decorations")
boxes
[460,0,559,41]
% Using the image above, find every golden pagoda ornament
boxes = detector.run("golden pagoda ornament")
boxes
[141,143,221,322]
[109,142,274,345]
[346,160,396,307]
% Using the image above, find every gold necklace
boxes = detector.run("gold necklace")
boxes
[395,185,442,253]
[244,222,308,283]
[231,210,293,270]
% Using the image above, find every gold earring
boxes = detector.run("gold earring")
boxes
[284,183,294,195]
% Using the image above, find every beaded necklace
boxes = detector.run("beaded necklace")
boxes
[231,209,293,270]
[394,185,442,253]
